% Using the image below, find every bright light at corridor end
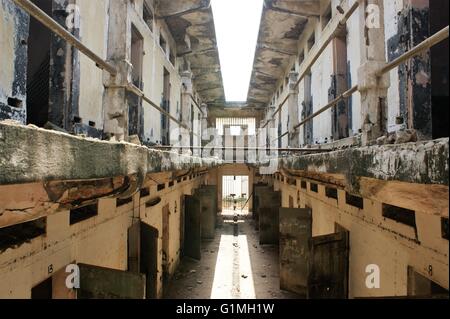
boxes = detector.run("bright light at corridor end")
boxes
[212,0,264,102]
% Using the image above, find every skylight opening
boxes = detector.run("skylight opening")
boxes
[212,0,264,102]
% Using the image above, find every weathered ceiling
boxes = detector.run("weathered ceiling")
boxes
[158,0,225,105]
[247,0,320,108]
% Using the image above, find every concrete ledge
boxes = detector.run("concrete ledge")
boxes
[0,121,221,185]
[280,138,449,186]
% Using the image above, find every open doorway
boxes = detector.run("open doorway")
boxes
[222,175,249,215]
[161,68,170,145]
[140,222,159,299]
[430,0,449,139]
[407,267,448,298]
[26,0,52,127]
[129,25,144,138]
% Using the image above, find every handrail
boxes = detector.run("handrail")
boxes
[13,0,202,137]
[376,25,449,76]
[294,1,359,90]
[12,0,117,76]
[272,85,358,143]
[126,84,197,135]
[272,24,449,143]
[148,145,330,153]
[261,0,359,129]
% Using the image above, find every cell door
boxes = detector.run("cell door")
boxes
[279,208,312,297]
[258,189,281,245]
[140,222,158,299]
[184,194,201,260]
[308,231,349,299]
[162,204,170,281]
[253,185,271,230]
[197,185,217,240]
[77,264,146,299]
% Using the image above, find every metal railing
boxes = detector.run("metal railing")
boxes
[12,0,197,136]
[12,0,117,75]
[260,1,360,130]
[147,145,330,153]
[272,25,449,144]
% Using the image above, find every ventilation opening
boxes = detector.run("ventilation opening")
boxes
[177,178,182,183]
[146,197,161,207]
[288,178,296,186]
[169,181,174,187]
[140,187,150,198]
[26,0,52,127]
[116,197,133,207]
[70,203,98,225]
[157,184,166,191]
[7,97,23,108]
[325,187,338,200]
[301,181,307,189]
[0,217,46,252]
[382,204,416,228]
[442,217,449,240]
[310,183,318,193]
[346,193,364,209]
[88,121,96,127]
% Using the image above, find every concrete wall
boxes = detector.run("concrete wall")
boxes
[0,0,27,123]
[77,0,110,130]
[263,0,433,145]
[384,0,404,133]
[140,175,204,298]
[274,175,449,297]
[0,0,204,142]
[0,173,204,298]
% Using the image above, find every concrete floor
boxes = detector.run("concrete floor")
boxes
[164,211,300,299]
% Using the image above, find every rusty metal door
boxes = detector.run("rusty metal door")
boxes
[279,208,312,296]
[127,222,141,273]
[308,231,349,299]
[184,195,201,260]
[162,204,170,282]
[253,185,273,230]
[259,189,281,245]
[197,185,217,240]
[77,264,146,299]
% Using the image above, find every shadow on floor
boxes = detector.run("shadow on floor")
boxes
[164,213,301,299]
